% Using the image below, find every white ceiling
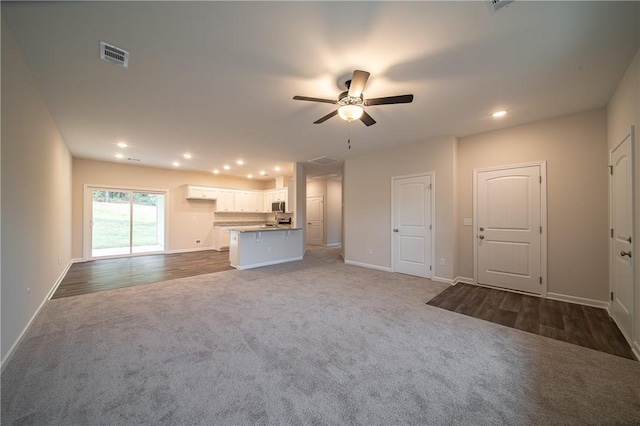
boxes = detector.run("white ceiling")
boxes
[3,1,638,180]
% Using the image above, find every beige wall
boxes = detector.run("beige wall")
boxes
[344,136,456,280]
[306,179,343,246]
[457,109,609,301]
[607,49,639,353]
[326,180,342,246]
[1,24,73,363]
[72,159,270,258]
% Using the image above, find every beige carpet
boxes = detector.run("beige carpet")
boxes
[2,247,639,424]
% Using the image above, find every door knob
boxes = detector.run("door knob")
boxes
[620,251,632,258]
[479,235,485,240]
[393,229,399,232]
[479,227,485,231]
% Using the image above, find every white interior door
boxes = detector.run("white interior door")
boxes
[306,196,324,245]
[475,164,544,294]
[610,130,634,340]
[392,174,432,278]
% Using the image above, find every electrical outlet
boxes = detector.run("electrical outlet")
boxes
[195,239,202,244]
[267,246,272,253]
[463,218,472,226]
[440,258,446,266]
[368,248,373,255]
[57,256,61,265]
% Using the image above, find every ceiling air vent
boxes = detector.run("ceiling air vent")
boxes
[308,156,339,165]
[100,41,129,68]
[489,0,514,13]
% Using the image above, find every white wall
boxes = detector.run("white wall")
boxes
[457,109,608,302]
[344,136,456,280]
[606,49,639,354]
[1,24,73,364]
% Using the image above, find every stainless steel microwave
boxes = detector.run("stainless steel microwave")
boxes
[272,201,285,212]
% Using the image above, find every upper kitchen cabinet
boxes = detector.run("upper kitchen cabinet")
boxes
[234,191,263,212]
[214,189,235,212]
[186,185,217,200]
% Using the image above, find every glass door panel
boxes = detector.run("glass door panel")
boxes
[132,193,165,254]
[92,190,131,257]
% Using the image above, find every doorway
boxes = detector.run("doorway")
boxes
[306,195,324,245]
[391,173,433,278]
[85,187,167,259]
[610,127,635,341]
[473,162,547,295]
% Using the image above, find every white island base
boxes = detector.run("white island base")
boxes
[229,227,303,270]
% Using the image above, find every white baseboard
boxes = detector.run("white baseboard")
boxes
[326,243,342,248]
[47,259,75,300]
[432,276,454,285]
[454,276,474,285]
[546,292,609,309]
[344,260,392,272]
[165,246,217,254]
[231,256,303,270]
[1,258,75,373]
[633,342,640,361]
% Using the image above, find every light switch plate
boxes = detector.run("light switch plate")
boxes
[463,218,472,226]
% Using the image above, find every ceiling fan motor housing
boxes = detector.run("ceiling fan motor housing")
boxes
[338,91,364,107]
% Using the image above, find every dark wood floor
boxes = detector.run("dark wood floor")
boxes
[53,250,233,299]
[428,283,635,360]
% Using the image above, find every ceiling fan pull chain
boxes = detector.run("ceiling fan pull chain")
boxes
[347,122,352,150]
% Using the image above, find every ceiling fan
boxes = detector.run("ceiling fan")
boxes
[293,70,414,127]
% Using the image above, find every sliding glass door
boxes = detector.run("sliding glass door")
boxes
[90,188,166,258]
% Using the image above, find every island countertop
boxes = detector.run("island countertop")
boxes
[229,226,301,233]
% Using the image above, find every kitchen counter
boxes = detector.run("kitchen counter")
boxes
[230,225,298,232]
[229,227,303,270]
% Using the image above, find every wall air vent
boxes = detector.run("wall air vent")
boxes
[489,0,514,13]
[308,156,339,165]
[126,158,141,162]
[100,41,129,68]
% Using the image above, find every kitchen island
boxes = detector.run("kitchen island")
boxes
[229,226,303,270]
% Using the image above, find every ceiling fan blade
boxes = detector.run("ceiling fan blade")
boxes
[359,110,376,127]
[365,94,414,106]
[313,110,338,124]
[348,70,370,98]
[293,95,337,104]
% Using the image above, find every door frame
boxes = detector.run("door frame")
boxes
[390,171,435,277]
[83,184,169,260]
[608,126,636,343]
[472,161,548,296]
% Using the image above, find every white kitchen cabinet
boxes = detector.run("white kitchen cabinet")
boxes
[186,185,217,200]
[215,190,235,212]
[186,186,283,212]
[272,189,287,202]
[214,226,230,250]
[233,190,263,212]
[263,191,274,212]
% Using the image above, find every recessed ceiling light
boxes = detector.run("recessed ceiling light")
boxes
[115,153,124,159]
[172,161,180,167]
[117,142,128,148]
[274,166,281,172]
[259,170,266,176]
[183,153,192,159]
[236,159,244,165]
[247,174,253,179]
[492,110,507,118]
[223,165,231,170]
[213,169,220,174]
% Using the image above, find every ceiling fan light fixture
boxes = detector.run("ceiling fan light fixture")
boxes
[338,105,364,122]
